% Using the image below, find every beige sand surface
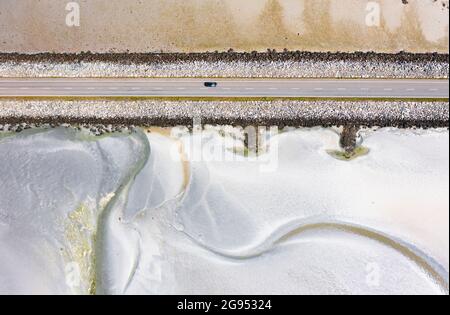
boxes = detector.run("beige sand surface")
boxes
[0,0,448,53]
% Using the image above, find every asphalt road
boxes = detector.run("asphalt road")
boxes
[0,78,448,98]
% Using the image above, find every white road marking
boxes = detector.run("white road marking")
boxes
[0,79,447,98]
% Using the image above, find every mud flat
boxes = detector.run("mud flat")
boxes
[0,126,448,294]
[0,127,148,294]
[0,99,448,129]
[0,0,448,53]
[0,52,448,79]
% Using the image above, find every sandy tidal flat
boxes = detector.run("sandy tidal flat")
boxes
[0,126,448,294]
[0,0,448,53]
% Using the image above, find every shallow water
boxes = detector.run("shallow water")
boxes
[0,126,448,294]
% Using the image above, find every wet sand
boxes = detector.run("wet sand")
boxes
[0,126,448,294]
[0,0,448,53]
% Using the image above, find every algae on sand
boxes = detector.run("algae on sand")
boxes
[327,146,370,161]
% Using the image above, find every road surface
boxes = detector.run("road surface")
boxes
[0,78,448,98]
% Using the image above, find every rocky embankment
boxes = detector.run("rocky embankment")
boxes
[0,52,448,78]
